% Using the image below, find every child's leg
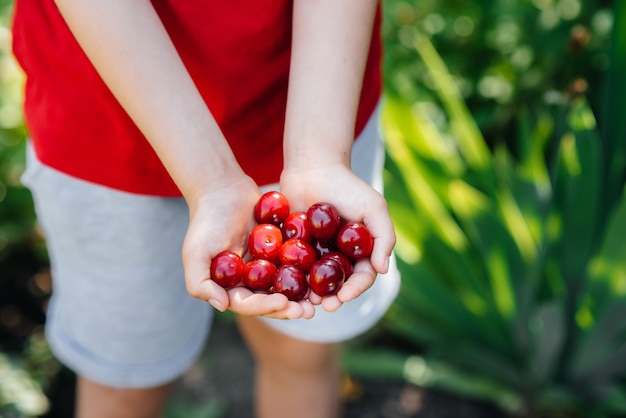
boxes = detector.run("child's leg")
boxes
[237,315,343,418]
[75,377,173,418]
[21,146,213,417]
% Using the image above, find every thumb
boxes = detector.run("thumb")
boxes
[362,207,395,275]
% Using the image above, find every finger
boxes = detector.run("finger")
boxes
[227,287,291,316]
[298,299,317,319]
[242,295,316,320]
[259,299,320,319]
[307,291,323,305]
[321,295,343,312]
[262,302,306,319]
[307,286,343,311]
[337,259,376,303]
[227,288,318,319]
[185,275,230,311]
[182,240,233,308]
[363,202,396,274]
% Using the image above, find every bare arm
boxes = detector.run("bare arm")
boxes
[284,0,378,169]
[282,0,396,310]
[54,0,241,199]
[54,0,313,319]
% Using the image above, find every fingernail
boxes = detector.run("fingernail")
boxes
[383,256,390,273]
[208,299,225,312]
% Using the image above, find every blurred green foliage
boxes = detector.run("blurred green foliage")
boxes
[382,0,614,146]
[343,1,626,417]
[1,332,59,417]
[0,0,36,263]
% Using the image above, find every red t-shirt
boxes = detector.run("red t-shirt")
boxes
[11,1,382,196]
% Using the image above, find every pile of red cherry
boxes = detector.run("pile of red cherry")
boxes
[209,191,374,301]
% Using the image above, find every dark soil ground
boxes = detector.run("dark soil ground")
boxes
[2,246,507,418]
[171,318,507,418]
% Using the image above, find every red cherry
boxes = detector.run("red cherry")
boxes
[243,259,277,291]
[321,252,354,277]
[254,191,290,226]
[308,259,345,296]
[279,239,317,271]
[312,239,339,258]
[282,212,312,242]
[248,224,283,261]
[336,222,374,260]
[273,265,309,301]
[306,202,342,240]
[210,251,244,289]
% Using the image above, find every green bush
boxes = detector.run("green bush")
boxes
[0,0,37,262]
[345,2,626,417]
[382,0,614,146]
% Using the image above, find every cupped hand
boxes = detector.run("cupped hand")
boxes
[280,163,396,311]
[182,175,315,319]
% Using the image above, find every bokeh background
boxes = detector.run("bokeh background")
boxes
[1,0,623,417]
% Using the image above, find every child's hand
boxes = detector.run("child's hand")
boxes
[280,163,396,312]
[182,175,315,319]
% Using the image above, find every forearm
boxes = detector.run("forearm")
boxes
[283,0,379,171]
[54,0,246,201]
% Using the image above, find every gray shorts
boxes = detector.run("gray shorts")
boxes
[22,103,400,388]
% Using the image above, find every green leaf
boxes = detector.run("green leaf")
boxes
[343,349,523,414]
[402,354,522,413]
[600,0,626,212]
[391,255,508,352]
[411,30,491,177]
[527,302,566,386]
[551,99,602,284]
[570,301,626,382]
[165,397,226,418]
[492,147,541,264]
[599,384,626,415]
[383,96,464,177]
[586,188,626,306]
[516,108,553,196]
[382,102,469,252]
[448,179,522,320]
[341,348,407,381]
[417,234,494,310]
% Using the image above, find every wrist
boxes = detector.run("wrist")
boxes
[282,158,350,177]
[282,134,352,173]
[181,162,253,206]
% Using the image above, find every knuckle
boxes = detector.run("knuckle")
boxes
[186,282,204,299]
